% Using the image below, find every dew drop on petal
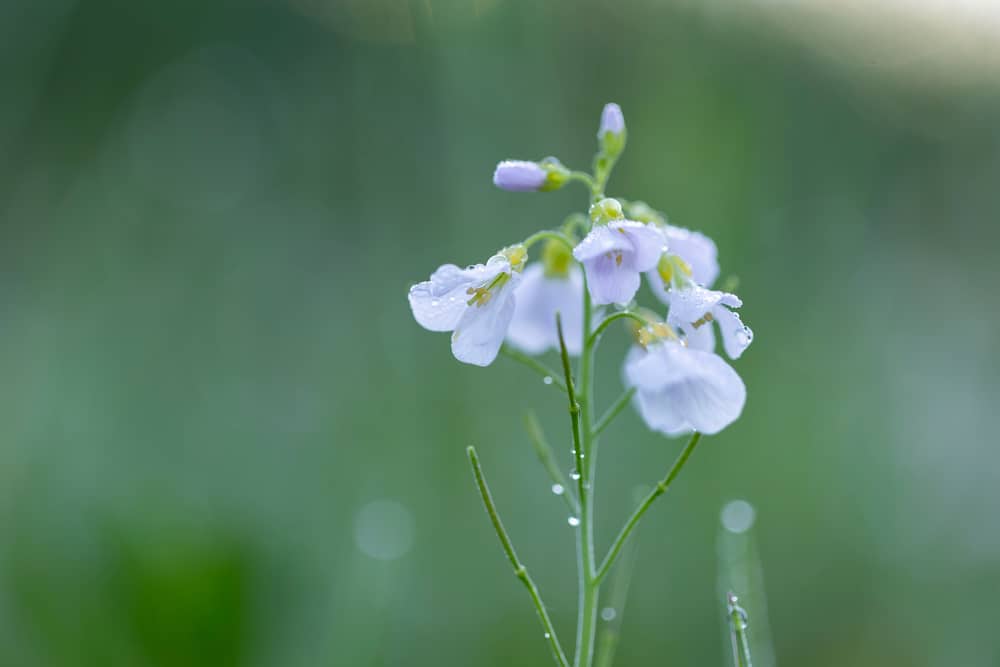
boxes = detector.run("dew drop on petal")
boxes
[542,375,554,385]
[735,328,751,347]
[601,607,617,622]
[430,299,440,307]
[551,483,565,495]
[567,516,581,527]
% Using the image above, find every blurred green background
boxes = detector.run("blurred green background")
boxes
[2,0,999,665]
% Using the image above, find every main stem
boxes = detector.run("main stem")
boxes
[574,277,599,667]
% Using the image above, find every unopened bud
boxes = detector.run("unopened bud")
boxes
[589,197,625,225]
[597,103,626,158]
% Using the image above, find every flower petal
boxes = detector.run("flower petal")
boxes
[618,221,666,270]
[682,321,716,353]
[666,285,726,326]
[408,264,482,332]
[624,342,746,435]
[572,225,632,263]
[713,306,753,359]
[506,265,584,355]
[662,225,719,286]
[664,346,746,434]
[451,277,519,366]
[583,253,641,305]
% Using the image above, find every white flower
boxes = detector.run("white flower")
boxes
[408,252,523,367]
[623,342,746,436]
[506,263,585,355]
[665,285,753,360]
[646,225,719,300]
[572,220,665,305]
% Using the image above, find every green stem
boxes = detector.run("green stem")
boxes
[466,446,570,667]
[568,171,597,192]
[595,432,703,584]
[587,311,648,348]
[566,273,600,667]
[727,592,753,667]
[500,345,567,393]
[593,387,637,437]
[523,230,576,252]
[524,410,580,515]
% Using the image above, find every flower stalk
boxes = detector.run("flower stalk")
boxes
[410,102,755,667]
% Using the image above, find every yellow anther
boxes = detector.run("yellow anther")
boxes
[657,255,673,284]
[675,256,693,277]
[692,312,714,329]
[615,252,623,267]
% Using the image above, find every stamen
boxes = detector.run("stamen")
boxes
[692,312,714,329]
[615,252,623,267]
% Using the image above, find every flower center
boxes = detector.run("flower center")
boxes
[466,271,510,307]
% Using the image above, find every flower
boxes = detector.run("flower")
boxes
[572,220,665,305]
[665,285,753,359]
[408,248,525,366]
[649,224,719,290]
[598,103,625,137]
[623,341,746,436]
[506,263,585,355]
[493,160,547,192]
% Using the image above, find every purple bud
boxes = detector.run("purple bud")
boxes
[598,103,625,137]
[493,160,547,192]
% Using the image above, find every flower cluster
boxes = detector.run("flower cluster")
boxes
[407,103,752,435]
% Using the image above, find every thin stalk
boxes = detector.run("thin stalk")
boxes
[592,387,637,437]
[588,311,648,348]
[500,345,567,393]
[727,592,753,667]
[524,410,580,515]
[567,273,600,667]
[466,446,570,667]
[523,230,576,252]
[595,432,703,584]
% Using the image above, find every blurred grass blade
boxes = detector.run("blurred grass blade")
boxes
[717,500,776,667]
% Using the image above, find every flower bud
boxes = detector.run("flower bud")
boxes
[541,238,572,278]
[624,200,666,226]
[493,160,547,192]
[493,158,569,192]
[597,102,626,158]
[589,197,625,225]
[537,157,570,191]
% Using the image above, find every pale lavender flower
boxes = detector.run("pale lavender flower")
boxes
[666,285,753,359]
[506,263,585,356]
[623,341,746,436]
[572,220,665,305]
[408,251,524,367]
[493,160,548,192]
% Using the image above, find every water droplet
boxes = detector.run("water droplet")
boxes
[544,632,551,639]
[567,516,580,527]
[720,499,756,533]
[430,299,440,307]
[569,471,581,481]
[551,483,565,495]
[542,375,553,385]
[601,607,617,622]
[735,328,752,347]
